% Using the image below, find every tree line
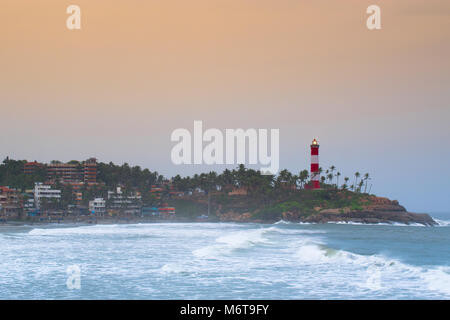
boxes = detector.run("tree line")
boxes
[171,164,373,196]
[0,158,373,208]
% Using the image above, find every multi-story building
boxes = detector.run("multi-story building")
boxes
[24,161,45,175]
[84,158,97,184]
[0,186,22,218]
[107,187,142,215]
[23,189,37,215]
[89,198,106,215]
[34,183,61,209]
[24,158,98,186]
[150,185,163,199]
[46,162,84,184]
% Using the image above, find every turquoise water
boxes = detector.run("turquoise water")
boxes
[0,216,449,299]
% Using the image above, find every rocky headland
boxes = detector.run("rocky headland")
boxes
[169,191,437,226]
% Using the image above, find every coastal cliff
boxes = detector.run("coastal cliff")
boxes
[169,191,437,226]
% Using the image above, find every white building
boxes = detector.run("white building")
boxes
[107,187,142,214]
[89,198,106,215]
[34,182,61,209]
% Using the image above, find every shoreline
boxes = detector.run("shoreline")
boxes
[0,216,444,229]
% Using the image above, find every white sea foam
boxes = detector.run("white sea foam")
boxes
[2,221,449,299]
[274,220,292,225]
[193,228,272,259]
[216,228,270,247]
[327,221,427,227]
[276,220,429,227]
[160,263,187,274]
[421,266,450,295]
[433,218,450,227]
[274,220,315,225]
[292,239,450,297]
[27,223,190,237]
[274,229,326,235]
[294,240,396,267]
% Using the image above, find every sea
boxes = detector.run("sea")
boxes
[0,214,449,300]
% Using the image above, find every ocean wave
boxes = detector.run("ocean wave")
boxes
[27,224,157,237]
[271,229,326,236]
[28,225,112,236]
[276,220,429,227]
[433,218,450,227]
[295,241,391,266]
[293,240,450,296]
[274,220,293,225]
[160,263,189,274]
[193,228,272,259]
[422,266,450,295]
[325,221,427,227]
[274,220,325,227]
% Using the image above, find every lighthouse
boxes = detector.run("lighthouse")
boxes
[310,139,320,189]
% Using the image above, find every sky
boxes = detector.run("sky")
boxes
[1,0,450,212]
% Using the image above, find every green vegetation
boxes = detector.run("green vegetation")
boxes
[0,157,373,219]
[167,198,208,219]
[0,158,46,190]
[249,189,368,220]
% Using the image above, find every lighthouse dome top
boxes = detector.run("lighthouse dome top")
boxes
[311,138,319,145]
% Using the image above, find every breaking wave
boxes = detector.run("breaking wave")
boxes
[293,239,450,296]
[433,218,450,227]
[160,263,190,274]
[276,220,429,227]
[27,224,158,237]
[274,220,294,225]
[327,221,427,227]
[192,225,327,259]
[193,228,273,258]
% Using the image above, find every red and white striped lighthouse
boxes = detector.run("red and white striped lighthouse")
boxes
[310,139,320,189]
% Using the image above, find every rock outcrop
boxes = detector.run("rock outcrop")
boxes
[218,196,437,226]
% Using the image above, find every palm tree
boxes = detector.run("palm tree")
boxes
[291,174,299,190]
[298,170,309,189]
[204,171,217,215]
[327,173,333,185]
[363,173,370,193]
[329,166,336,184]
[236,164,247,188]
[221,169,235,191]
[336,172,341,189]
[354,172,360,190]
[358,180,364,193]
[318,167,324,186]
[276,169,292,189]
[344,177,349,189]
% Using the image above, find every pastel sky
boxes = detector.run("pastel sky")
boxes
[1,1,449,212]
